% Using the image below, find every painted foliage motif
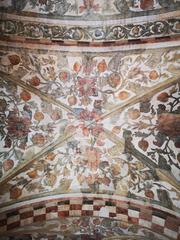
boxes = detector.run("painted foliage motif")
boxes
[1,85,179,210]
[0,0,179,17]
[0,47,179,113]
[0,19,179,42]
[0,46,179,211]
[1,217,170,240]
[0,78,75,179]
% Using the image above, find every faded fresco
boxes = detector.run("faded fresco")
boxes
[0,216,173,240]
[0,0,180,18]
[0,0,180,239]
[0,42,180,239]
[1,0,179,42]
[0,46,179,206]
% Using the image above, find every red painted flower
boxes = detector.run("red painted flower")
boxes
[77,77,97,97]
[79,109,101,122]
[79,109,94,121]
[85,147,101,171]
[20,90,31,101]
[79,0,100,13]
[140,0,154,10]
[32,133,45,146]
[7,113,31,139]
[86,174,99,184]
[91,124,104,137]
[38,0,47,5]
[157,113,180,137]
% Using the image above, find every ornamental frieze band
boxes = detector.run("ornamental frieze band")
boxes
[0,18,179,42]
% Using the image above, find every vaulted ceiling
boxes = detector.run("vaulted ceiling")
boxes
[0,1,180,240]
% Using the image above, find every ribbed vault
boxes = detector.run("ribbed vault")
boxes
[0,1,180,240]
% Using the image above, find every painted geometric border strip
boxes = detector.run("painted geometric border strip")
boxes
[0,197,179,239]
[0,19,179,42]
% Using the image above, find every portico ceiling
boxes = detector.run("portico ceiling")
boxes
[0,1,180,240]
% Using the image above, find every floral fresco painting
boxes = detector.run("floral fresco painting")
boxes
[0,0,179,17]
[0,0,180,239]
[0,44,179,238]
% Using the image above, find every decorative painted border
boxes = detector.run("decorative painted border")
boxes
[0,2,179,20]
[0,39,179,52]
[2,11,180,26]
[0,18,179,42]
[0,195,179,239]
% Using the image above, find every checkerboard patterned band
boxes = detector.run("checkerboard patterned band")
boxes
[0,196,179,239]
